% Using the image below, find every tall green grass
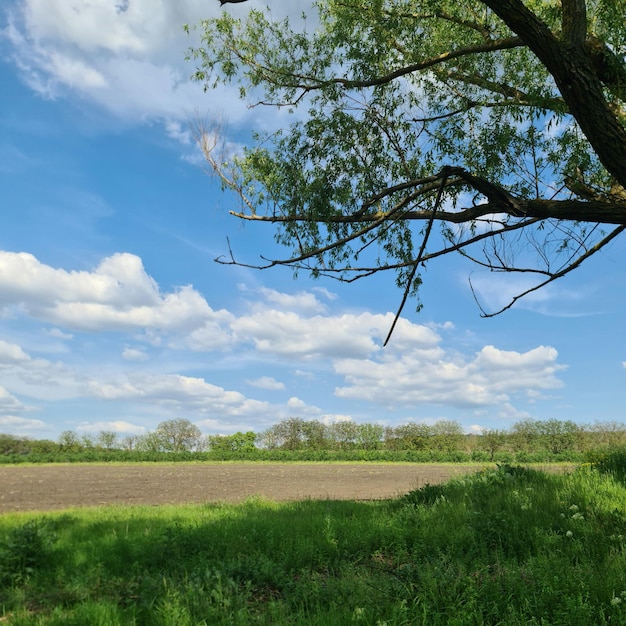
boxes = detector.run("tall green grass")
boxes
[1,463,625,625]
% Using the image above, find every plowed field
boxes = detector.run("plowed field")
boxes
[0,463,489,513]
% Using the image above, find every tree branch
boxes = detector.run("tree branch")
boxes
[384,167,452,346]
[473,224,626,316]
[230,197,626,226]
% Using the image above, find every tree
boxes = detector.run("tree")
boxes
[265,417,308,450]
[357,423,384,449]
[328,420,360,449]
[537,418,581,455]
[301,419,329,449]
[97,430,118,450]
[431,419,464,452]
[392,422,432,450]
[58,430,81,451]
[208,431,257,452]
[136,431,166,453]
[188,0,626,341]
[480,428,508,460]
[154,418,203,452]
[510,418,541,452]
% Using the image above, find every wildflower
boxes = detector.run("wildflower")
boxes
[566,530,574,538]
[569,504,579,513]
[352,608,366,622]
[611,597,622,606]
[571,512,584,520]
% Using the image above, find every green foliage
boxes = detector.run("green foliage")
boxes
[208,431,257,453]
[0,520,56,586]
[186,0,626,315]
[154,419,203,453]
[587,447,626,483]
[2,418,624,464]
[2,465,626,624]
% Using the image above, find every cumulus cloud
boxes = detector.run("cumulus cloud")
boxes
[87,372,272,418]
[334,344,564,410]
[0,415,48,432]
[0,251,232,334]
[76,420,146,434]
[4,0,312,127]
[254,287,329,315]
[45,328,73,340]
[246,376,285,390]
[0,248,569,432]
[0,339,88,401]
[0,385,30,413]
[232,310,440,360]
[122,347,148,361]
[0,340,30,364]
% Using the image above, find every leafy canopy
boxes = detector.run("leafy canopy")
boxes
[187,0,626,340]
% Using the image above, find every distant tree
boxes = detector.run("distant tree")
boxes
[258,427,281,450]
[136,431,165,453]
[28,438,59,454]
[356,423,384,450]
[208,431,257,452]
[155,419,203,452]
[301,420,329,450]
[538,419,581,455]
[58,430,81,451]
[328,420,360,450]
[80,434,95,449]
[393,422,432,450]
[97,431,118,450]
[190,1,626,338]
[481,429,508,460]
[267,418,307,450]
[120,435,138,451]
[587,420,626,448]
[431,420,464,452]
[0,433,30,455]
[510,419,541,453]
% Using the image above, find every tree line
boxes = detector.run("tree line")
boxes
[1,417,626,463]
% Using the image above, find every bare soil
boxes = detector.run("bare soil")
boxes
[0,463,491,513]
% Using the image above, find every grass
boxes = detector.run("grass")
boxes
[0,463,625,625]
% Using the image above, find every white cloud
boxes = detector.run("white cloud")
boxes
[286,396,322,416]
[0,340,87,401]
[122,347,148,361]
[246,376,285,390]
[255,287,329,315]
[4,0,312,127]
[232,310,440,360]
[0,249,569,432]
[0,339,30,363]
[87,372,272,418]
[334,344,564,410]
[76,420,146,434]
[46,328,73,340]
[0,415,48,432]
[320,414,354,425]
[0,385,30,413]
[0,251,231,334]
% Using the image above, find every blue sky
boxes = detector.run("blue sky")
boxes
[0,0,624,441]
